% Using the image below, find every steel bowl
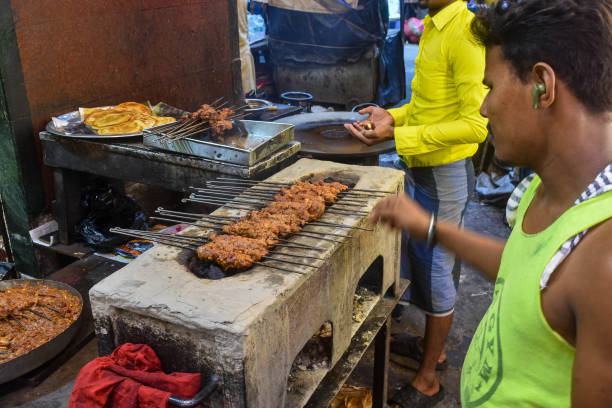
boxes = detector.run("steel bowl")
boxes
[0,279,83,384]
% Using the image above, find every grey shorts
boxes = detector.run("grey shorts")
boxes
[383,157,474,315]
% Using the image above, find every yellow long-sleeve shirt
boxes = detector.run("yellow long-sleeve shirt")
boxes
[388,1,488,167]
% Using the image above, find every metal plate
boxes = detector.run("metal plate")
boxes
[142,120,295,166]
[244,98,273,115]
[275,112,396,158]
[45,107,179,140]
[0,279,83,384]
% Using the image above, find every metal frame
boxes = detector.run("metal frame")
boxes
[0,2,45,276]
[0,197,13,263]
[40,132,300,244]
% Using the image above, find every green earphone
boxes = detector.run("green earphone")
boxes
[532,83,546,109]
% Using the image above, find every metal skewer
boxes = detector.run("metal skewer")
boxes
[111,228,327,261]
[190,191,366,211]
[110,228,326,268]
[192,183,372,202]
[184,196,368,218]
[150,216,222,230]
[110,229,198,250]
[10,315,25,329]
[203,181,383,200]
[208,177,394,195]
[190,188,369,208]
[140,224,325,253]
[149,215,345,242]
[209,96,226,107]
[263,256,317,269]
[151,214,326,251]
[166,120,208,136]
[156,208,373,231]
[40,304,61,314]
[255,262,306,275]
[27,309,53,322]
[163,118,197,136]
[184,196,359,221]
[174,204,354,237]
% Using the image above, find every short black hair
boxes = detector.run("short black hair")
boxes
[471,0,612,113]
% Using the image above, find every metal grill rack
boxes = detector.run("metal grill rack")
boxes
[112,178,391,275]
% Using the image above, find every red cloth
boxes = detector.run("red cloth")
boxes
[69,343,201,408]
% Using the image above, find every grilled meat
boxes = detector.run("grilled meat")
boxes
[197,180,349,271]
[197,234,269,270]
[182,104,235,142]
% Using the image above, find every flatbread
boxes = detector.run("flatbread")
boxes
[115,102,152,115]
[85,110,133,127]
[132,114,158,128]
[96,120,143,135]
[76,102,175,135]
[153,116,176,126]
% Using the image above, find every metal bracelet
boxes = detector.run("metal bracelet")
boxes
[426,213,437,250]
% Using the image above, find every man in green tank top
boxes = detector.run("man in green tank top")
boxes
[374,1,612,407]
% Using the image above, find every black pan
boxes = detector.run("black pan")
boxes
[275,112,396,158]
[0,279,83,384]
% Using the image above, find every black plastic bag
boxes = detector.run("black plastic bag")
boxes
[76,182,148,251]
[0,262,18,280]
[376,30,406,107]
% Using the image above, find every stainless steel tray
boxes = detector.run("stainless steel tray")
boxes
[0,279,83,384]
[142,120,295,166]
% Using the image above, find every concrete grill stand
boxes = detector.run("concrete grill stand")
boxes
[89,159,405,407]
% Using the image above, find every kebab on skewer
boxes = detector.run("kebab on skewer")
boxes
[196,180,349,270]
[182,104,235,142]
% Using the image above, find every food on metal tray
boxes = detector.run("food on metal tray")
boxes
[96,120,143,135]
[115,101,152,115]
[153,116,176,126]
[81,102,175,135]
[182,104,235,142]
[85,110,133,128]
[197,180,349,270]
[0,283,82,363]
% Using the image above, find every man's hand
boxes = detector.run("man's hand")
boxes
[344,106,395,146]
[344,122,394,146]
[370,193,506,280]
[358,106,394,127]
[368,194,431,240]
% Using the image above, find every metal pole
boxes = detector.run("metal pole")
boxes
[0,196,13,263]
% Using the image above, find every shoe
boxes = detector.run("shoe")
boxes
[388,383,445,408]
[390,334,448,371]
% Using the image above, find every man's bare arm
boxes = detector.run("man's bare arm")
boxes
[568,221,612,408]
[435,220,505,281]
[369,194,505,281]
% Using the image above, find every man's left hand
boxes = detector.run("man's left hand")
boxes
[344,122,394,146]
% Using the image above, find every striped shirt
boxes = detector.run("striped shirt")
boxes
[506,163,612,289]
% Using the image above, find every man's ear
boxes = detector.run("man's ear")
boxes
[532,62,556,109]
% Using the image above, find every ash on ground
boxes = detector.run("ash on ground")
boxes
[352,286,377,323]
[289,322,332,378]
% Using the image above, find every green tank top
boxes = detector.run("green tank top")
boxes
[461,176,612,407]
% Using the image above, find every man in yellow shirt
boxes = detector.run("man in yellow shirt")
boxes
[345,0,487,405]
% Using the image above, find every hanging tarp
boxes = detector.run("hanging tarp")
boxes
[258,0,360,14]
[266,0,387,65]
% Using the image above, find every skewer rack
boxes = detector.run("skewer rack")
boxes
[111,177,388,277]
